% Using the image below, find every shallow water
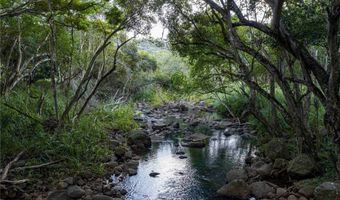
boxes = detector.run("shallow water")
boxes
[113,132,253,200]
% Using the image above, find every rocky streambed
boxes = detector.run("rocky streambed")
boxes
[41,101,339,200]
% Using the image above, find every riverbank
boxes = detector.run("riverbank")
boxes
[2,101,338,200]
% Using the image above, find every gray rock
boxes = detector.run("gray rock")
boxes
[226,169,248,182]
[181,133,209,148]
[112,186,127,195]
[249,181,275,199]
[93,194,115,200]
[298,185,315,198]
[287,154,316,177]
[63,177,74,185]
[47,191,72,200]
[251,161,272,177]
[314,182,340,200]
[287,195,298,200]
[66,185,85,198]
[127,130,151,153]
[149,172,160,177]
[217,179,250,199]
[276,188,287,197]
[128,168,137,176]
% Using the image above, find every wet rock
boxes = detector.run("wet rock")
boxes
[93,194,115,200]
[47,190,72,200]
[128,168,137,176]
[175,151,185,155]
[149,172,160,177]
[66,185,85,198]
[179,155,187,159]
[314,182,340,200]
[217,179,250,200]
[181,133,209,148]
[249,181,275,199]
[126,160,139,169]
[263,138,290,160]
[127,130,151,153]
[287,154,316,177]
[113,186,127,195]
[226,169,248,182]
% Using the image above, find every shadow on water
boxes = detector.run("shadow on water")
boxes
[112,131,253,200]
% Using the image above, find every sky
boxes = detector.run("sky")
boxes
[149,20,169,39]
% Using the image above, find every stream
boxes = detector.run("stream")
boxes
[112,130,252,200]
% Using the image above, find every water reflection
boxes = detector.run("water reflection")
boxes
[113,132,252,200]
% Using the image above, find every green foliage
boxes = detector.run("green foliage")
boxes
[110,104,138,132]
[0,82,144,175]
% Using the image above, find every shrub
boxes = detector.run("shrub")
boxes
[108,104,138,132]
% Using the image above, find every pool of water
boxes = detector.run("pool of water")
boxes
[112,132,253,200]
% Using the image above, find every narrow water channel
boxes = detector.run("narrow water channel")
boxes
[112,131,253,200]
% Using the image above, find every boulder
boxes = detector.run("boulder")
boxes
[66,185,85,198]
[93,194,115,200]
[263,138,290,160]
[226,169,248,182]
[298,185,315,198]
[127,130,151,153]
[128,168,137,176]
[314,182,340,200]
[249,181,275,199]
[125,160,139,169]
[217,179,250,200]
[287,154,316,177]
[276,188,287,197]
[47,191,72,200]
[287,195,298,200]
[251,161,272,177]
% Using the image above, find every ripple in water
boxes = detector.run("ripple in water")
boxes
[112,132,253,200]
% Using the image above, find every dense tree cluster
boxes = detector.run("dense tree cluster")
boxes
[160,0,340,172]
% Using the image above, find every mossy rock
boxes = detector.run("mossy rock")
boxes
[287,154,316,178]
[263,138,290,160]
